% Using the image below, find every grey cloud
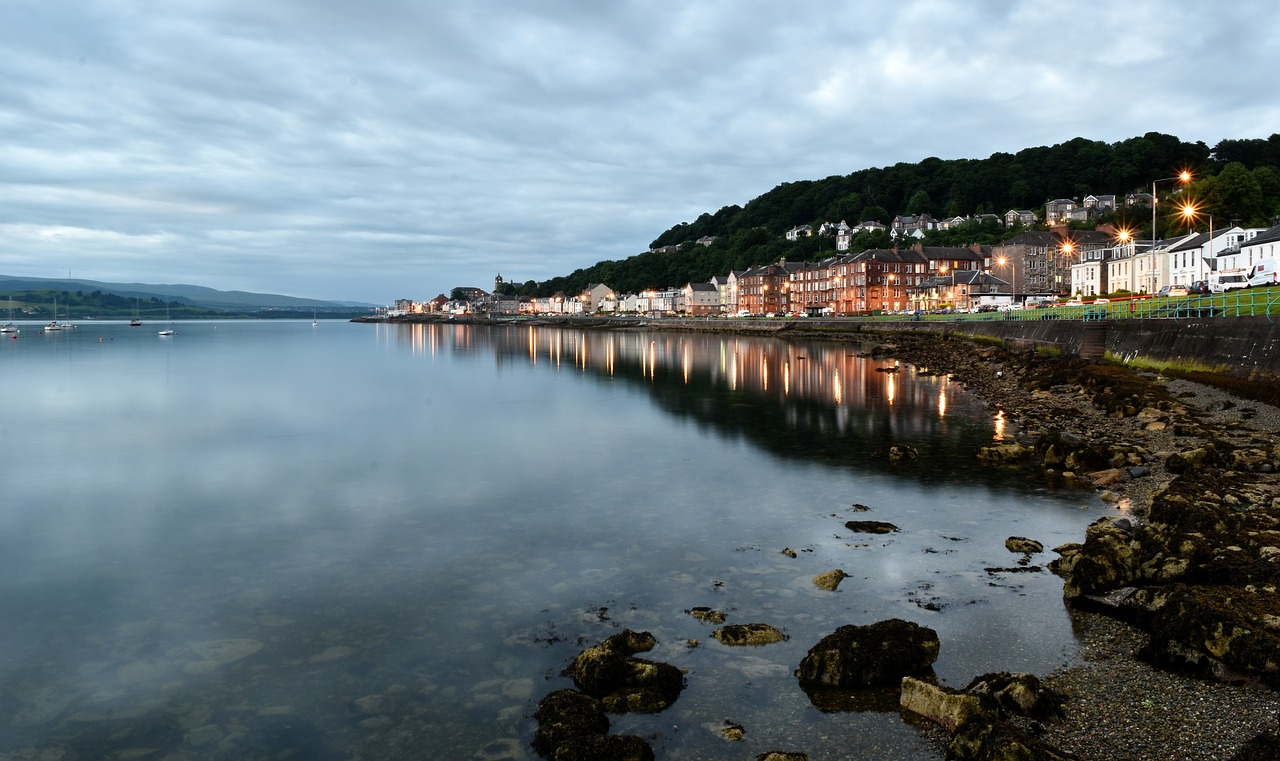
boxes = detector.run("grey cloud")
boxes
[1,0,1276,301]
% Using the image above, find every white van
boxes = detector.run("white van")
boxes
[1212,273,1248,293]
[1247,258,1279,288]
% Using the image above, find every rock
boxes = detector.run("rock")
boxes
[685,607,726,624]
[811,569,848,591]
[1061,517,1142,599]
[899,677,985,732]
[532,689,609,757]
[962,672,1064,719]
[548,734,654,760]
[844,520,899,534]
[877,444,919,463]
[1136,584,1280,689]
[756,753,809,761]
[562,630,684,713]
[1004,537,1044,555]
[1087,467,1126,487]
[781,547,798,558]
[1129,465,1150,478]
[795,619,940,688]
[720,720,745,741]
[712,623,788,646]
[976,442,1034,463]
[1166,446,1218,473]
[948,718,1076,761]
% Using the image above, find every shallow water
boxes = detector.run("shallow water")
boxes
[0,320,1106,759]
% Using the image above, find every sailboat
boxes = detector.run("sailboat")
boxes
[158,302,174,336]
[130,298,142,326]
[1,297,17,333]
[45,297,62,331]
[312,309,318,327]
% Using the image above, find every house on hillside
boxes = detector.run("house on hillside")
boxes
[1004,209,1038,227]
[785,225,813,241]
[1044,199,1077,225]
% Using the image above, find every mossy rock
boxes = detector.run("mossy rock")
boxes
[562,630,685,713]
[844,520,899,534]
[795,619,939,688]
[532,689,609,757]
[712,623,787,646]
[548,732,654,761]
[685,606,727,624]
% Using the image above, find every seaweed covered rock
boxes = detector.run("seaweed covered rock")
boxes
[712,623,788,646]
[1135,584,1280,689]
[685,606,726,624]
[795,619,939,688]
[562,630,685,713]
[548,733,655,761]
[947,719,1077,761]
[532,689,610,758]
[961,672,1064,719]
[1004,537,1044,555]
[844,520,899,534]
[1060,517,1142,599]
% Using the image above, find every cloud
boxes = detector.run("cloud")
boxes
[0,0,1276,301]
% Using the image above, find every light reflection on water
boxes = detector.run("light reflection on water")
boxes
[0,320,1104,759]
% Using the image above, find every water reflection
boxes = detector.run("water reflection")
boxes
[1,321,1092,761]
[378,323,1010,485]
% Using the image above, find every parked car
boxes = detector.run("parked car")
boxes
[1189,280,1211,295]
[1092,297,1110,305]
[1167,285,1190,297]
[1064,297,1084,306]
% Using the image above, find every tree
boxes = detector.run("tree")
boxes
[1210,162,1266,225]
[450,287,472,302]
[906,190,932,216]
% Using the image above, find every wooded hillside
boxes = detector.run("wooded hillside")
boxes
[502,133,1280,298]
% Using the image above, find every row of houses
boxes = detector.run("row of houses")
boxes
[401,220,1280,318]
[1069,222,1280,297]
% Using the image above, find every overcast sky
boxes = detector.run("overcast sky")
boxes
[2,1,1277,304]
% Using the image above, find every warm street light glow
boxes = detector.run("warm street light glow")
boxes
[1150,172,1193,294]
[1116,228,1133,244]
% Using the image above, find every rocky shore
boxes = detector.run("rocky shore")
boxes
[528,325,1280,760]
[867,332,1280,759]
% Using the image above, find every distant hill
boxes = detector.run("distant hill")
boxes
[0,275,346,309]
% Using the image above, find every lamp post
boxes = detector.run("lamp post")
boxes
[1151,171,1192,293]
[996,255,1016,310]
[1181,203,1213,283]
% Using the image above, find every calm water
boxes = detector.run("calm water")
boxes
[0,320,1107,760]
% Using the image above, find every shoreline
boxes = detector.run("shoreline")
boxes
[872,332,1280,759]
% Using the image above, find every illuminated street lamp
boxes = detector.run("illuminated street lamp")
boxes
[996,255,1016,309]
[1150,171,1192,293]
[1181,202,1214,272]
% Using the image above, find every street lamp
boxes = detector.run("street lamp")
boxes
[996,255,1016,309]
[1151,171,1192,293]
[1181,202,1214,276]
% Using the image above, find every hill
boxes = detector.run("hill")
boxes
[498,132,1280,299]
[0,275,377,320]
